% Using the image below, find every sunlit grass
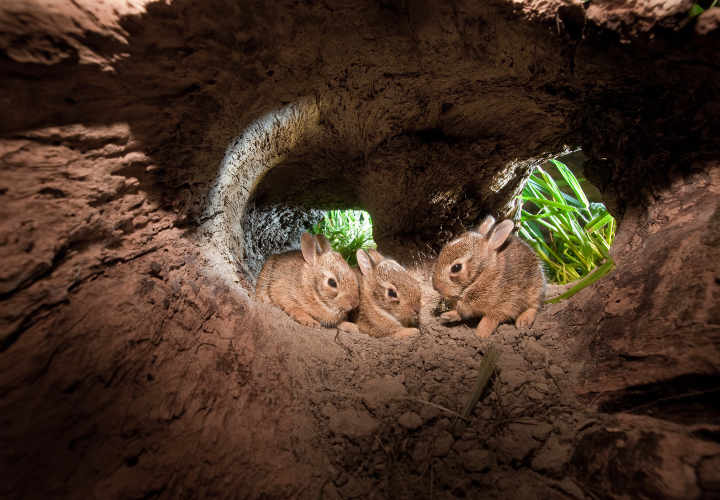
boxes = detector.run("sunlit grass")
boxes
[310,209,376,266]
[517,158,616,302]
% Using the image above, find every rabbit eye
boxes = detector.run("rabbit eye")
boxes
[451,263,462,273]
[388,288,397,298]
[328,278,337,288]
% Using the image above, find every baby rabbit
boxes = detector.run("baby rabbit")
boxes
[432,216,545,338]
[350,248,422,338]
[255,232,359,329]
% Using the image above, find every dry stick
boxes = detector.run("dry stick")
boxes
[398,397,469,421]
[461,345,501,419]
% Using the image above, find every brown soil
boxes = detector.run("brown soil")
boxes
[1,1,719,499]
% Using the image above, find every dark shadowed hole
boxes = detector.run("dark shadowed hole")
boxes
[598,374,720,425]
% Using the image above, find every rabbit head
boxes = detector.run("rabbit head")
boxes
[432,216,514,299]
[356,248,422,327]
[301,232,359,314]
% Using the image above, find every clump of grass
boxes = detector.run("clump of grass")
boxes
[517,158,616,303]
[310,209,376,266]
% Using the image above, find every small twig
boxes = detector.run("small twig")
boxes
[461,345,501,419]
[398,397,469,421]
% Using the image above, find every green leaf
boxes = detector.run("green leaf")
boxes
[549,158,590,211]
[689,3,705,17]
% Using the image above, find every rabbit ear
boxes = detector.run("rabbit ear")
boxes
[488,220,514,251]
[356,249,373,276]
[366,249,383,265]
[301,232,317,265]
[315,234,332,254]
[476,215,496,236]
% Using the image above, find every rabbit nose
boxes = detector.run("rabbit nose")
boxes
[342,294,358,311]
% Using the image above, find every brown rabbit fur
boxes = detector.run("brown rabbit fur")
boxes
[349,248,422,338]
[255,232,359,329]
[432,216,545,338]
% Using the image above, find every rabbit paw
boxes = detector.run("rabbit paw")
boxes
[337,321,359,334]
[440,310,462,323]
[515,308,537,329]
[476,317,498,338]
[290,310,321,328]
[394,327,419,338]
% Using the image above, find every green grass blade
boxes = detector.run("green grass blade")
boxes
[549,159,590,211]
[520,197,577,211]
[585,213,614,233]
[545,257,615,303]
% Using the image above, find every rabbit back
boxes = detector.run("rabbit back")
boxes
[466,235,545,321]
[255,235,360,327]
[355,250,422,338]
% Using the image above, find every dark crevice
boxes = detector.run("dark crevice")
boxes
[598,374,720,424]
[0,297,70,353]
[691,428,720,443]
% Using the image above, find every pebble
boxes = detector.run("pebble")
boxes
[328,408,379,438]
[398,411,423,430]
[461,449,495,472]
[432,431,455,457]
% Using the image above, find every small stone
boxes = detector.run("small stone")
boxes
[419,404,441,421]
[328,408,379,438]
[398,411,423,430]
[531,435,572,477]
[432,431,454,457]
[361,375,407,409]
[534,382,550,392]
[149,261,163,276]
[453,438,476,453]
[461,449,495,472]
[526,388,545,401]
[547,365,565,378]
[321,403,335,419]
[411,440,430,463]
[322,482,342,500]
[123,177,140,190]
[497,424,539,463]
[556,478,585,499]
[133,215,149,228]
[523,337,548,366]
[530,422,554,441]
[501,369,526,390]
[115,217,134,233]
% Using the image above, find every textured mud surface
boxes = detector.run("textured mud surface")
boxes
[1,0,719,499]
